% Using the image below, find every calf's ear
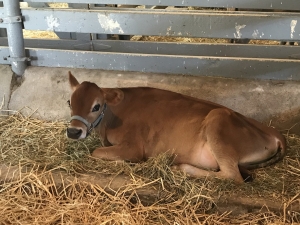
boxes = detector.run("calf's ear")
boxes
[102,88,124,106]
[68,71,79,92]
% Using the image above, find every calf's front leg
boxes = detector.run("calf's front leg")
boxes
[92,144,143,163]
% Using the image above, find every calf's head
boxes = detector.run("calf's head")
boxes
[66,72,124,139]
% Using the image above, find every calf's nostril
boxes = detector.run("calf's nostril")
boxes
[67,128,80,134]
[67,128,82,138]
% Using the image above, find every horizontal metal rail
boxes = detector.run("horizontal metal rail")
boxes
[18,47,300,80]
[23,6,300,14]
[20,0,300,10]
[0,1,299,80]
[78,40,300,59]
[1,38,300,60]
[19,8,300,41]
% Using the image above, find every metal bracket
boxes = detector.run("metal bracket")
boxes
[4,56,31,62]
[0,16,22,24]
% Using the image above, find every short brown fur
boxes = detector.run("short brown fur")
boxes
[67,72,286,183]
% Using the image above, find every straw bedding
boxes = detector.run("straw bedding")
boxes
[0,112,299,224]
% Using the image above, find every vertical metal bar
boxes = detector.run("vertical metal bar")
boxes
[3,0,27,76]
[0,2,8,38]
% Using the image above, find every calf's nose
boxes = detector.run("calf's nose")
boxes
[67,128,82,139]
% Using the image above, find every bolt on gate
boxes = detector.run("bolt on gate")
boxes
[0,0,300,80]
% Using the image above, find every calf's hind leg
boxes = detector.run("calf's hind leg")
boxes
[174,163,245,183]
[186,108,252,183]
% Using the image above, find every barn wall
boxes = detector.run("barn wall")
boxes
[3,65,300,134]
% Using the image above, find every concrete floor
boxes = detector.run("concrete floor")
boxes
[1,65,300,133]
[0,65,13,115]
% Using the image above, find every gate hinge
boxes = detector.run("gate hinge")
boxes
[0,16,23,24]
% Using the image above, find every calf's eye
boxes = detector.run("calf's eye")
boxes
[92,104,101,112]
[67,100,71,107]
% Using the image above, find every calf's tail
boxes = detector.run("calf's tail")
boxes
[244,136,287,170]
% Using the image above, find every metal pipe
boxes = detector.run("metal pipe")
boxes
[3,0,27,76]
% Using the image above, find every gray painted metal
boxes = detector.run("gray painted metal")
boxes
[3,0,27,75]
[0,3,7,36]
[1,15,22,24]
[87,40,300,60]
[0,47,10,64]
[0,29,7,37]
[21,0,300,10]
[65,3,92,42]
[1,38,300,60]
[0,8,5,28]
[0,1,298,81]
[68,3,89,9]
[26,3,49,8]
[22,8,300,41]
[0,38,84,50]
[26,48,300,80]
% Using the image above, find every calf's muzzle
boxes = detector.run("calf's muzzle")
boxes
[67,103,107,138]
[67,127,83,139]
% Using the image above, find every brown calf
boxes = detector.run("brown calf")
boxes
[67,72,286,183]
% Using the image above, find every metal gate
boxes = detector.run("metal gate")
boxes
[0,0,300,80]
